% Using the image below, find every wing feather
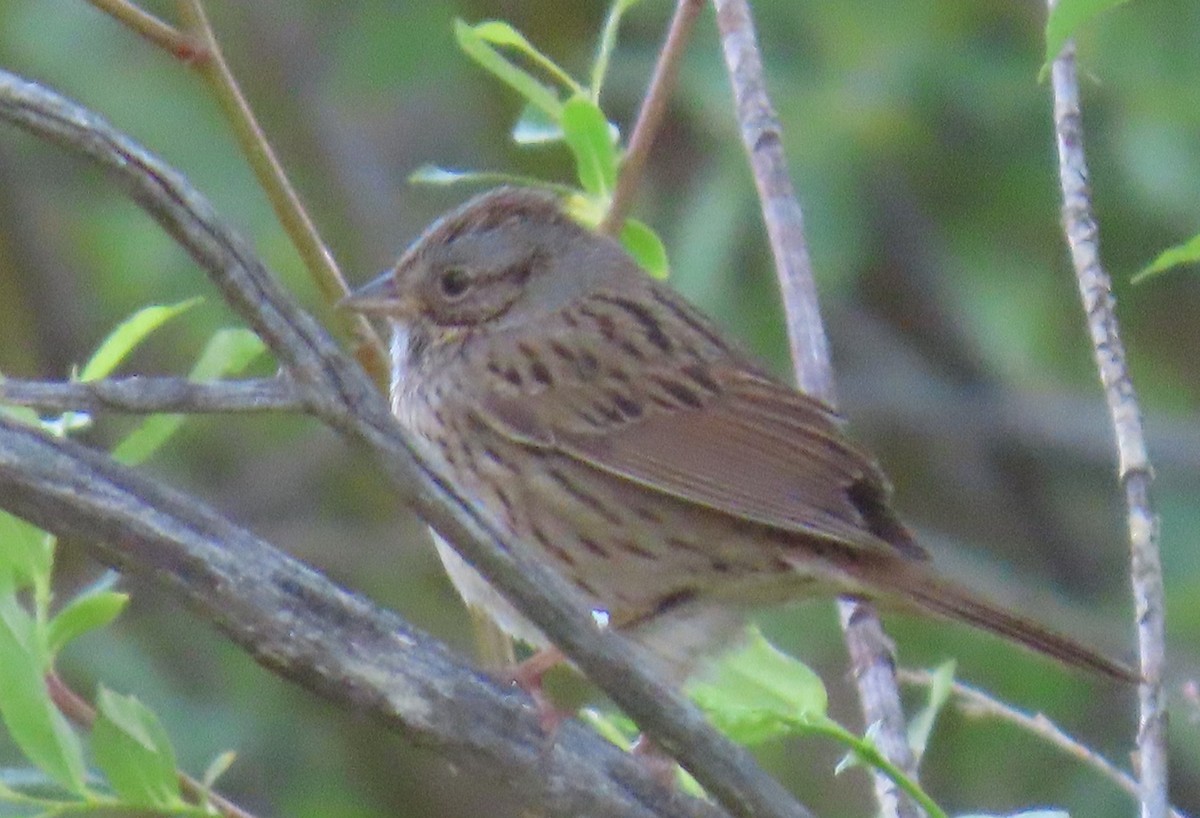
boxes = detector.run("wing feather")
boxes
[476,331,925,561]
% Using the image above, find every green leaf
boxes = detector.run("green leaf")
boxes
[512,103,563,144]
[409,165,573,194]
[409,164,488,186]
[590,0,644,98]
[560,96,618,198]
[638,628,950,818]
[620,219,669,279]
[687,627,828,745]
[0,766,67,797]
[578,708,635,751]
[815,716,949,818]
[833,719,878,774]
[0,594,87,794]
[563,193,608,229]
[79,297,202,383]
[92,687,183,808]
[0,774,24,801]
[0,401,41,429]
[958,813,1069,818]
[201,749,237,790]
[0,512,52,589]
[1043,0,1129,67]
[470,21,583,96]
[112,328,266,466]
[454,19,562,119]
[183,328,266,383]
[907,660,955,761]
[1133,231,1200,283]
[46,589,128,657]
[580,707,704,796]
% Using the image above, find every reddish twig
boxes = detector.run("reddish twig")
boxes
[602,0,704,236]
[83,0,201,60]
[45,672,257,818]
[173,0,388,385]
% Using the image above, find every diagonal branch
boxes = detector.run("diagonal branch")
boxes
[0,376,301,414]
[0,70,816,818]
[1048,34,1167,818]
[711,3,918,817]
[175,0,389,384]
[0,415,722,818]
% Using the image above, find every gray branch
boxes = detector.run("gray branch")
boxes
[0,376,302,414]
[1048,36,1168,818]
[712,3,918,816]
[8,370,1200,476]
[0,70,816,818]
[0,415,721,818]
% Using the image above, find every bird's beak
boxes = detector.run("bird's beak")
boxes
[339,270,403,315]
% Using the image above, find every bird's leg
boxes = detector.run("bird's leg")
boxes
[631,734,679,788]
[507,647,679,787]
[501,646,570,733]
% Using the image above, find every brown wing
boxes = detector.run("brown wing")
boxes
[474,319,925,561]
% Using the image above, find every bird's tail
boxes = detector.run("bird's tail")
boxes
[856,560,1139,684]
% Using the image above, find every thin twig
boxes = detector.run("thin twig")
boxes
[1048,32,1168,818]
[90,0,388,382]
[836,604,917,817]
[0,70,817,818]
[45,673,257,818]
[0,376,301,414]
[172,0,388,385]
[710,0,831,401]
[83,0,200,59]
[899,670,1189,818]
[601,0,704,236]
[711,3,918,817]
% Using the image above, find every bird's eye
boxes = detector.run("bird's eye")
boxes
[438,267,471,299]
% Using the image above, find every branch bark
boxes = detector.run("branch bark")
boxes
[0,415,720,818]
[0,376,301,414]
[1048,35,1168,818]
[711,3,918,817]
[0,70,816,818]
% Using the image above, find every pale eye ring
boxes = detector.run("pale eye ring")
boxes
[438,267,471,299]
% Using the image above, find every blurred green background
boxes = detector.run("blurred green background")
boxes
[2,1,1199,816]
